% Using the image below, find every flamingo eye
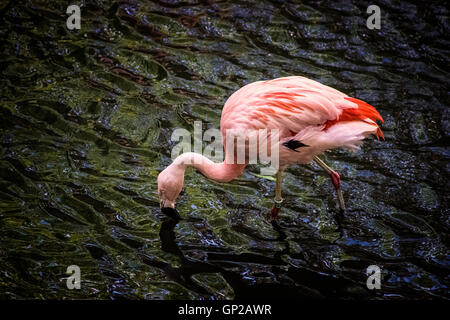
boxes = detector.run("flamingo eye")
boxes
[282,139,309,152]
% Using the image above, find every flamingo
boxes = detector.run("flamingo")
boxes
[157,76,384,218]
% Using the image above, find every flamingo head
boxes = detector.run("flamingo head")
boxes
[157,164,184,211]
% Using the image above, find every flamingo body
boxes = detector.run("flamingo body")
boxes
[157,76,383,209]
[220,76,383,166]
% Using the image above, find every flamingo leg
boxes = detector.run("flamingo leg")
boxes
[270,170,284,219]
[313,156,346,212]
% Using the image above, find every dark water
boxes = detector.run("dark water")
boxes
[0,0,448,300]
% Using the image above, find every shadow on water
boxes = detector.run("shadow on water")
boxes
[145,208,372,299]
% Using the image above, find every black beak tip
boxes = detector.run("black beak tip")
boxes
[161,207,181,221]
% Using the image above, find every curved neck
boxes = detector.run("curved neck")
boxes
[173,152,246,183]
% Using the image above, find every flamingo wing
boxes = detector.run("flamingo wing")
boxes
[220,76,384,149]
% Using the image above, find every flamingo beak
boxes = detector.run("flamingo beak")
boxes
[161,207,181,221]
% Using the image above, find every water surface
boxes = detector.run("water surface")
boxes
[0,0,448,299]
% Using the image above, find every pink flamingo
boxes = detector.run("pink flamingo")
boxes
[157,76,384,218]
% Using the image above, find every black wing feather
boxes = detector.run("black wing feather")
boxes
[282,139,309,152]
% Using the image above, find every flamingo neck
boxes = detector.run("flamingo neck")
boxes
[173,152,245,182]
